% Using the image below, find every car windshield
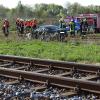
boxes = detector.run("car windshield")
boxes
[39,25,59,30]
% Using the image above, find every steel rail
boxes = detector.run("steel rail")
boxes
[0,67,100,95]
[0,55,100,72]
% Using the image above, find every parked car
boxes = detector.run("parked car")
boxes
[33,25,67,41]
[34,25,60,34]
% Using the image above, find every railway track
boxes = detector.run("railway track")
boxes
[0,55,100,99]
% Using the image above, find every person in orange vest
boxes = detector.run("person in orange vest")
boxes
[2,19,10,37]
[25,19,31,33]
[24,20,28,33]
[16,18,20,34]
[19,19,24,34]
[31,18,37,39]
[29,19,33,33]
[32,18,37,30]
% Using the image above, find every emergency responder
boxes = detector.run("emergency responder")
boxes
[19,19,24,35]
[25,19,31,33]
[32,18,37,30]
[59,17,67,41]
[69,19,75,36]
[2,19,10,37]
[80,18,88,36]
[31,18,37,39]
[16,18,21,36]
[59,17,65,28]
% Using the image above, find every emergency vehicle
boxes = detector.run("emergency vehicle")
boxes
[76,13,100,32]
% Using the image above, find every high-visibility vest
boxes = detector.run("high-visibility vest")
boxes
[33,20,37,26]
[69,21,75,32]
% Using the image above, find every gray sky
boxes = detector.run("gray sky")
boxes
[0,0,100,8]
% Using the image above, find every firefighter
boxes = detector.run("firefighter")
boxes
[24,19,29,33]
[2,19,10,37]
[80,18,88,36]
[59,17,67,41]
[59,17,65,28]
[69,19,75,36]
[19,19,24,35]
[16,18,21,36]
[31,18,38,39]
[32,18,37,30]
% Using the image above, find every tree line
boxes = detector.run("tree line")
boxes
[0,1,100,30]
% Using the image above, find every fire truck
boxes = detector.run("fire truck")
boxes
[76,14,100,32]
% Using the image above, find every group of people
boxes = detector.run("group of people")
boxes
[2,18,37,37]
[59,17,89,36]
[2,17,90,40]
[16,18,37,36]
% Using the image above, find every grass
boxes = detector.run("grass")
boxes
[0,31,100,63]
[0,36,100,63]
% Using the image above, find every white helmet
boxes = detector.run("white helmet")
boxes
[5,19,7,21]
[71,19,73,22]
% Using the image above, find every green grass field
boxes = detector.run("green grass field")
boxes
[0,36,100,63]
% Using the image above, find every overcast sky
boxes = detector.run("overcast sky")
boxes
[0,0,100,8]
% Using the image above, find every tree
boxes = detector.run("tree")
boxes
[0,5,9,18]
[16,1,24,17]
